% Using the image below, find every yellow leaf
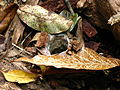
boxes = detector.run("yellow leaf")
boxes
[39,65,47,73]
[15,47,120,70]
[2,70,38,83]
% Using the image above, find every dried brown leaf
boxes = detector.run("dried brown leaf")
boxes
[0,3,17,22]
[0,82,22,90]
[71,19,84,51]
[0,34,5,52]
[108,12,120,25]
[6,48,20,57]
[71,38,83,51]
[31,32,41,42]
[0,0,6,6]
[35,32,48,47]
[25,47,36,54]
[15,47,120,70]
[12,15,25,44]
[0,3,18,33]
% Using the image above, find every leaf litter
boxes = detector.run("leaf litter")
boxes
[0,0,120,89]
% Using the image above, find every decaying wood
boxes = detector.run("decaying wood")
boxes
[81,0,120,41]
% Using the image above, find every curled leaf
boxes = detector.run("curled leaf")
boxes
[2,70,38,83]
[17,5,73,34]
[15,47,120,70]
[47,34,69,54]
[60,10,80,31]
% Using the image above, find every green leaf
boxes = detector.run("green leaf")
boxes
[39,65,47,73]
[17,5,73,34]
[60,10,80,31]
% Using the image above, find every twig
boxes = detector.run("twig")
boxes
[12,43,33,56]
[64,0,74,15]
[21,31,33,45]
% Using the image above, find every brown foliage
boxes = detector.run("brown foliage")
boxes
[0,3,18,33]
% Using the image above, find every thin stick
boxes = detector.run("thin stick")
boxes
[12,43,33,56]
[21,31,33,45]
[64,0,74,15]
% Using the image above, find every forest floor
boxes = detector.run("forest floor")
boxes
[0,0,120,90]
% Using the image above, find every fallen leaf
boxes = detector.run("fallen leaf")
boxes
[35,32,48,47]
[12,15,25,44]
[2,70,38,83]
[17,5,73,34]
[0,82,22,90]
[6,48,20,57]
[37,47,51,56]
[0,34,6,52]
[0,3,18,33]
[60,10,80,31]
[39,65,47,73]
[0,0,6,6]
[77,0,87,8]
[25,47,36,54]
[47,34,69,54]
[31,32,41,42]
[71,37,83,51]
[15,47,120,70]
[108,12,120,25]
[70,19,85,51]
